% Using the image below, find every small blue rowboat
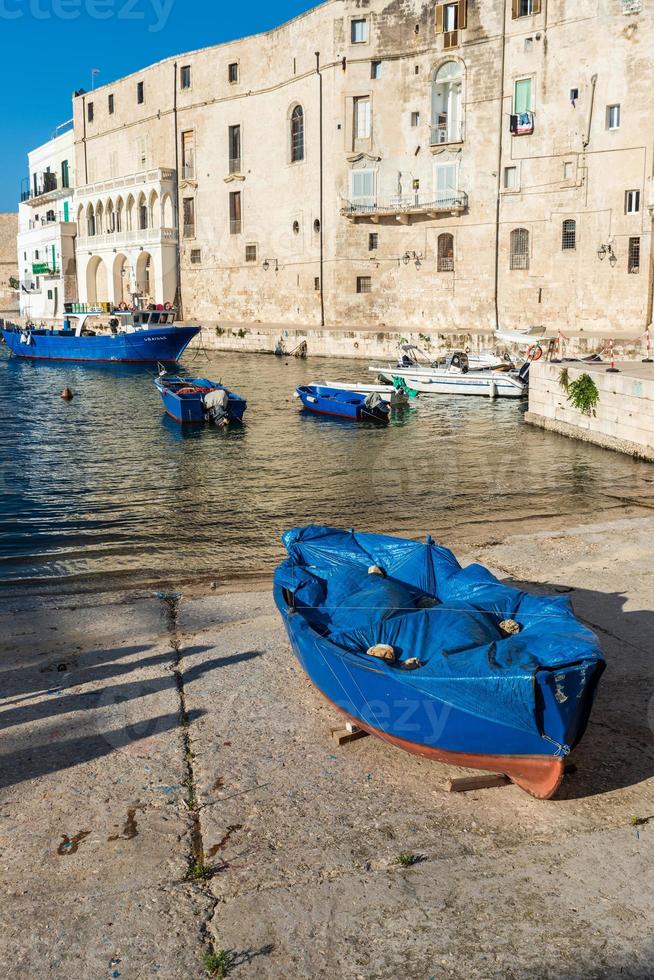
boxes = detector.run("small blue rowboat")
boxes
[295,384,390,424]
[273,526,605,798]
[154,375,247,425]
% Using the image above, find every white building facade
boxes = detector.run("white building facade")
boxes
[74,168,178,308]
[17,128,77,319]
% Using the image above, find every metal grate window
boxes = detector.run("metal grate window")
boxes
[228,62,238,83]
[180,66,191,89]
[183,197,195,238]
[356,275,372,294]
[314,277,320,291]
[137,81,144,104]
[561,219,576,250]
[437,232,454,271]
[190,249,201,264]
[290,105,304,162]
[229,191,242,235]
[510,227,530,270]
[628,237,640,274]
[245,244,257,262]
[368,232,378,251]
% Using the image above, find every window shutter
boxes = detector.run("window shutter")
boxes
[532,0,541,12]
[435,3,444,33]
[457,0,467,30]
[512,0,519,18]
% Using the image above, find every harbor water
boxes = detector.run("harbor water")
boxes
[1,348,653,594]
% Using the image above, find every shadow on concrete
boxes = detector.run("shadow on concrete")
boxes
[0,709,206,791]
[0,635,263,791]
[506,578,654,800]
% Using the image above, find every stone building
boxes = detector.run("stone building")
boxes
[17,128,77,319]
[64,0,653,335]
[0,213,19,313]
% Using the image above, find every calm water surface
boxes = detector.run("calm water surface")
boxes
[1,348,653,592]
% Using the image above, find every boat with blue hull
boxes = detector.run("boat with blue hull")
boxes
[273,526,605,799]
[1,309,199,363]
[154,375,247,425]
[295,384,390,424]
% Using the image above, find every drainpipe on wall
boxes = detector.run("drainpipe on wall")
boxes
[582,74,597,148]
[173,62,184,320]
[493,0,508,332]
[315,51,325,328]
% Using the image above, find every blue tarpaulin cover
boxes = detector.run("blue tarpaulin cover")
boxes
[275,525,605,744]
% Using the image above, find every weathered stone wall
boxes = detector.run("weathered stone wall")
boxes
[71,0,653,335]
[526,359,654,460]
[0,213,18,312]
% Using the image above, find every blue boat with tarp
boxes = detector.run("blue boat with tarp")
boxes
[273,526,605,798]
[295,384,390,424]
[1,309,199,363]
[154,374,247,425]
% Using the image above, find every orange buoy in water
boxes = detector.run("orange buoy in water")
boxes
[61,387,73,401]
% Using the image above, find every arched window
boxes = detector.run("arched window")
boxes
[510,228,530,270]
[437,233,454,272]
[290,105,304,163]
[86,203,96,237]
[562,219,576,251]
[431,61,463,145]
[138,193,148,231]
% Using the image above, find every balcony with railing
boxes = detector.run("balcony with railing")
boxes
[21,171,71,206]
[76,167,176,199]
[341,191,468,223]
[76,225,178,249]
[429,115,464,146]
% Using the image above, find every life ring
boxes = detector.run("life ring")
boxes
[353,341,359,349]
[164,302,173,311]
[527,343,543,361]
[118,301,128,311]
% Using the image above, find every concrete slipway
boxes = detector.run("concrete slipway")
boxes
[1,516,653,978]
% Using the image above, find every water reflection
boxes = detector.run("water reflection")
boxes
[1,347,652,591]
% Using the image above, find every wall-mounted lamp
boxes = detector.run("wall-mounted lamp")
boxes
[402,250,423,269]
[597,243,617,266]
[262,258,279,272]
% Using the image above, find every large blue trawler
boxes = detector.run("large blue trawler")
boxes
[1,308,199,363]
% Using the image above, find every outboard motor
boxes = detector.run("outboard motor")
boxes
[203,388,230,426]
[362,391,390,424]
[518,361,531,385]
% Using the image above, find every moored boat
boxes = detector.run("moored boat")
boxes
[154,374,247,425]
[274,525,605,799]
[319,380,412,407]
[295,384,390,423]
[370,351,526,398]
[1,308,199,363]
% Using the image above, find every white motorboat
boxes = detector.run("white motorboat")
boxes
[317,380,411,406]
[369,351,527,399]
[396,343,512,372]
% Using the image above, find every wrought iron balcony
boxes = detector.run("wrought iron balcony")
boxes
[341,191,468,223]
[21,171,71,206]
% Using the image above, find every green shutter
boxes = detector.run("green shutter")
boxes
[514,78,533,114]
[63,201,69,222]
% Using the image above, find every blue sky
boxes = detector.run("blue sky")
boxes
[0,0,318,211]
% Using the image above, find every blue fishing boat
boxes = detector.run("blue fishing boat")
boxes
[295,384,390,424]
[273,526,605,799]
[1,309,199,363]
[154,374,247,425]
